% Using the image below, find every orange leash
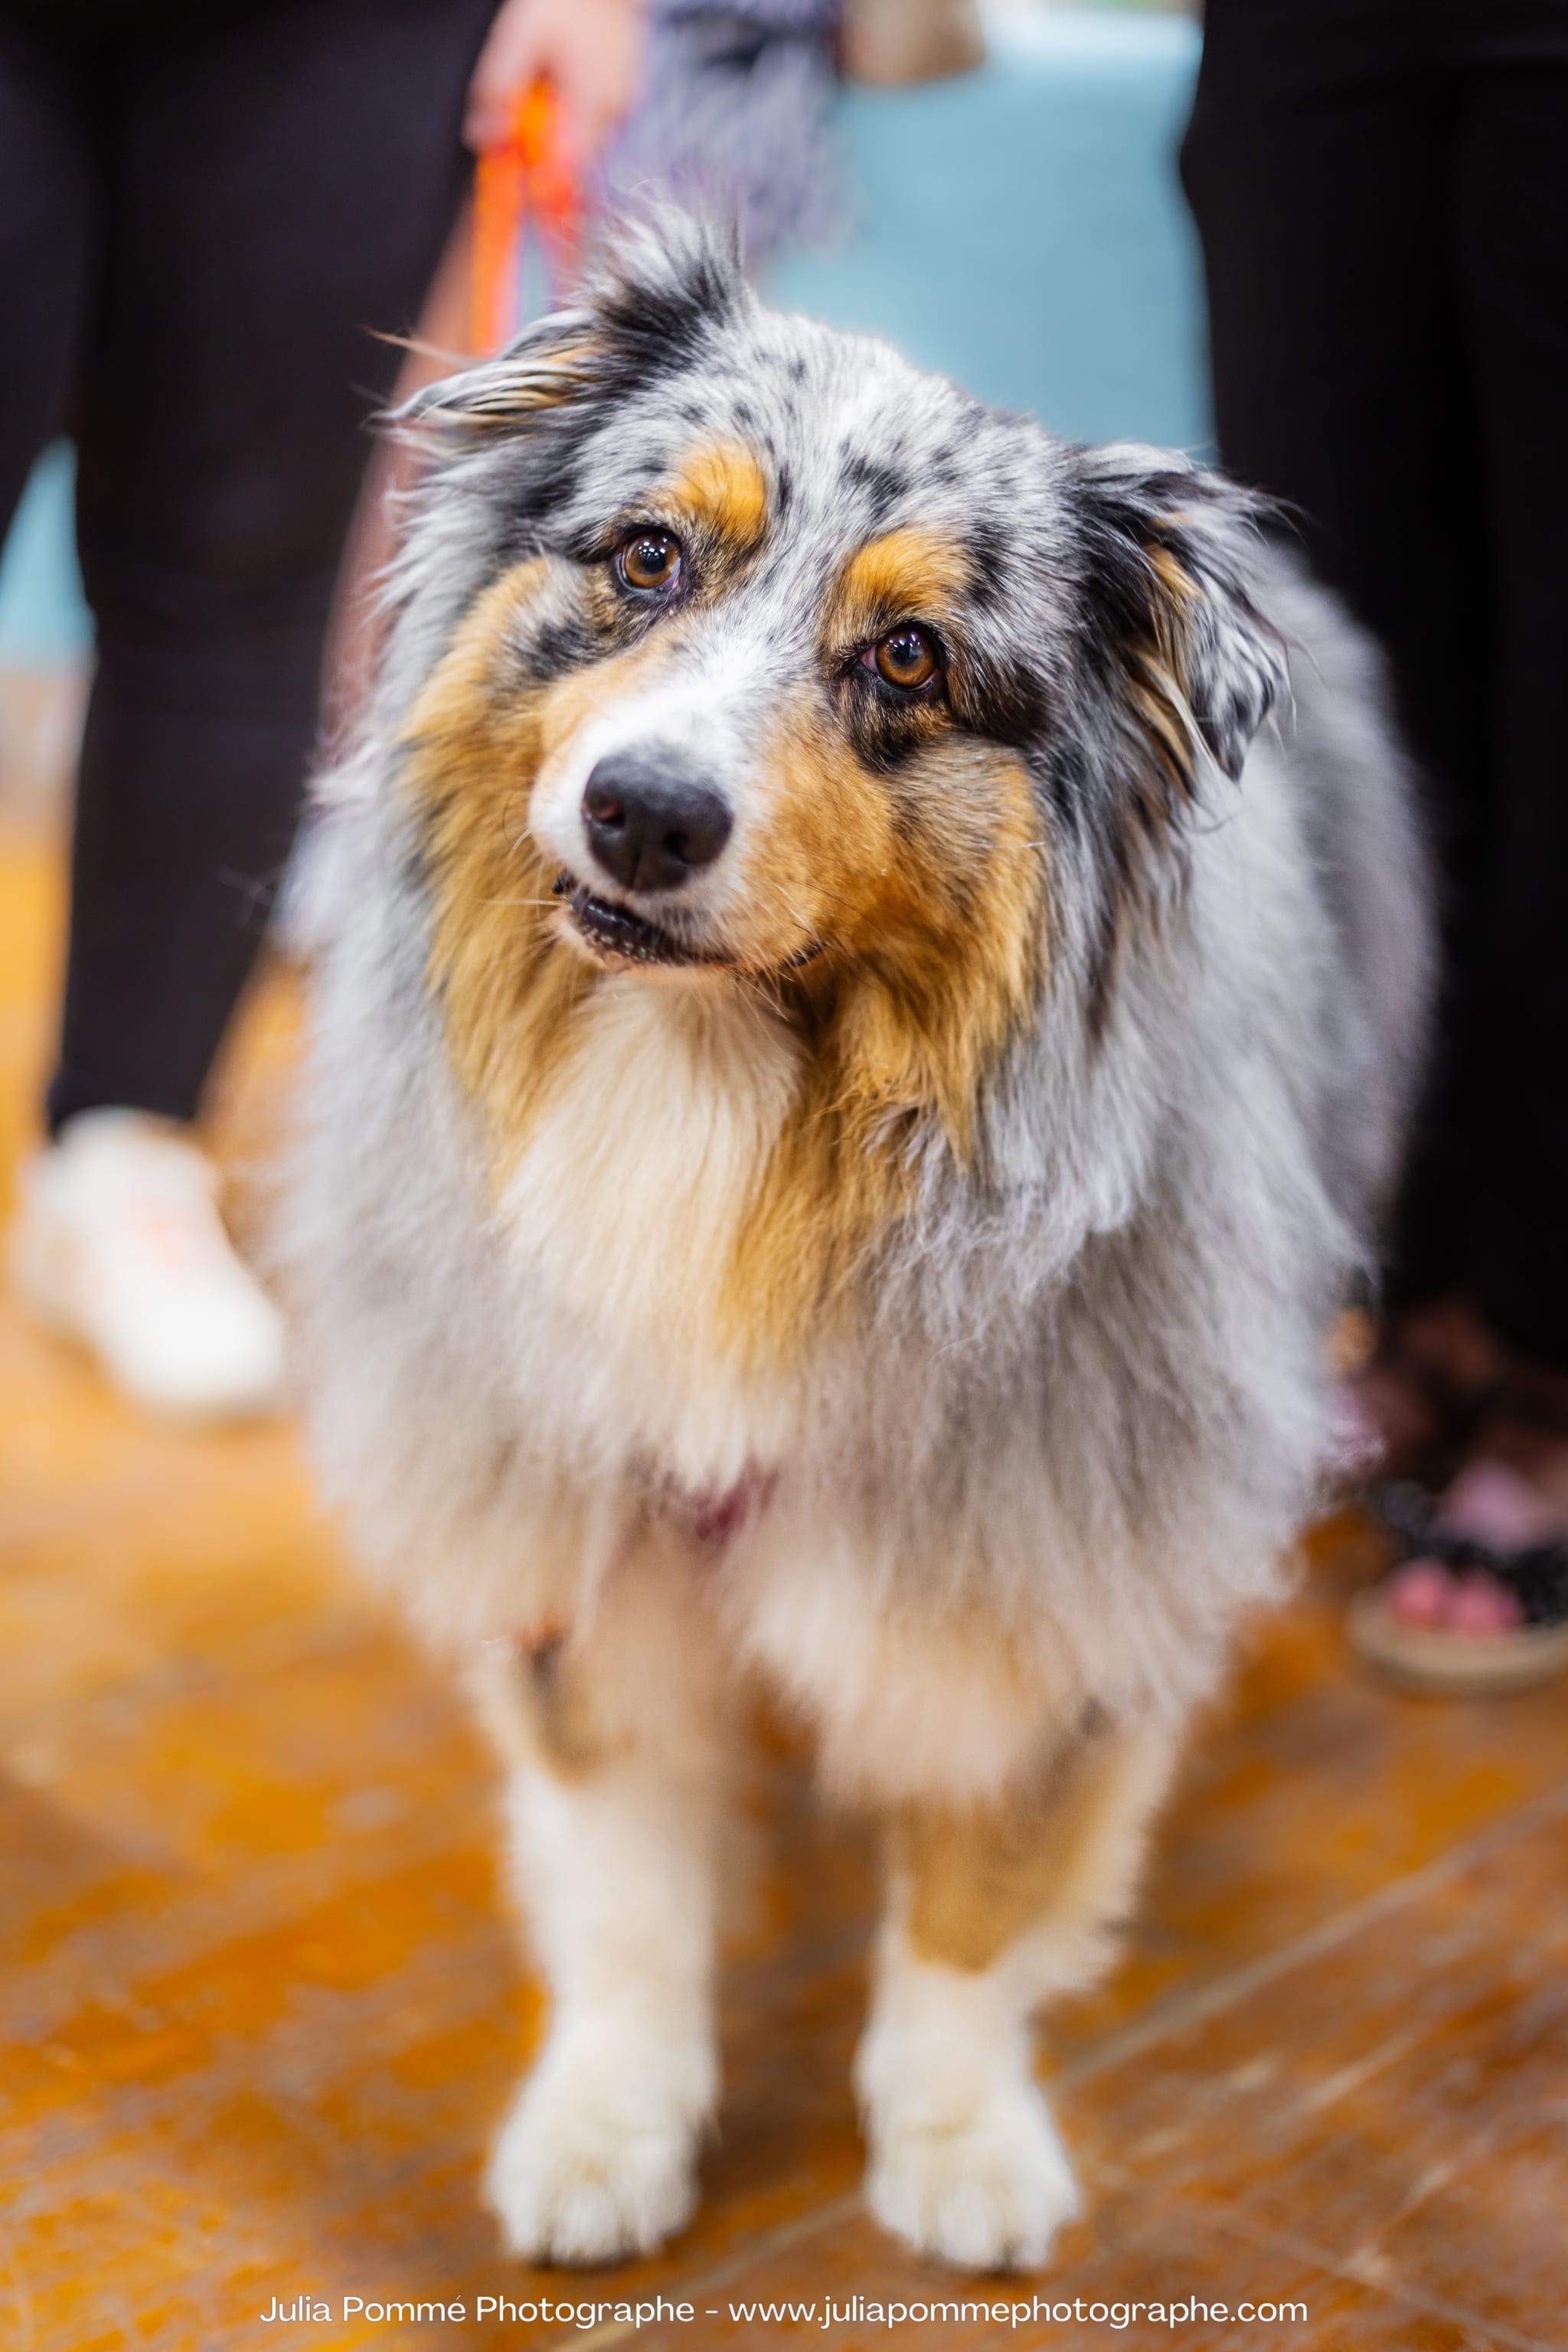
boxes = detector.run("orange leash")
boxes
[470,80,581,355]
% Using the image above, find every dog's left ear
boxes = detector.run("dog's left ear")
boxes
[1073,446,1289,788]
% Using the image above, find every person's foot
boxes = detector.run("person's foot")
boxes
[8,1109,287,1423]
[1383,1459,1556,1631]
[1350,1420,1568,1694]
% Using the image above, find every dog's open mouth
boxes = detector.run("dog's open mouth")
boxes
[555,874,722,969]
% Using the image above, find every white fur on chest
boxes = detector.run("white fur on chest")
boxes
[496,977,801,1487]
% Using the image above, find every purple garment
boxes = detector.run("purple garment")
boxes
[598,0,844,260]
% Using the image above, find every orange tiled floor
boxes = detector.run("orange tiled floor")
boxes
[2,821,1566,2352]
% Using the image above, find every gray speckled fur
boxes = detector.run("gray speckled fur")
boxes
[281,220,1432,1745]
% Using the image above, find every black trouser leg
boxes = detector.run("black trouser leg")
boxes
[0,21,93,558]
[1182,54,1494,1315]
[1455,67,1568,1366]
[32,0,494,1132]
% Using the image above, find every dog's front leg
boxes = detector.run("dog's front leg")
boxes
[471,1572,728,2265]
[857,1711,1180,2272]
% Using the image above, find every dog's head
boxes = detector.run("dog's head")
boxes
[397,217,1285,1212]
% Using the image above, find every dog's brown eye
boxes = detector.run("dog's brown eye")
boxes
[617,531,682,593]
[873,626,939,691]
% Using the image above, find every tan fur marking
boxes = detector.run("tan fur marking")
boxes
[1148,539,1198,609]
[400,560,675,1174]
[720,712,1044,1361]
[836,527,971,635]
[1135,539,1205,799]
[519,1634,605,1777]
[900,1717,1175,1974]
[670,440,769,554]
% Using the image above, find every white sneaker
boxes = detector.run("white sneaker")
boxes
[8,1109,287,1423]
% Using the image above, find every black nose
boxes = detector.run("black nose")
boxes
[581,756,733,894]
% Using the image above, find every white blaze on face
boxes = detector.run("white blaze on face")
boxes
[528,625,779,911]
[533,564,831,931]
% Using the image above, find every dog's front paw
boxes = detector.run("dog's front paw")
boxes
[864,2086,1082,2272]
[485,2041,711,2266]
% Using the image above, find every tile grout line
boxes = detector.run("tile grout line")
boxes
[1200,2197,1559,2352]
[549,1771,1568,2347]
[1054,1769,1568,2091]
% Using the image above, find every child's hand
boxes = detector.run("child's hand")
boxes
[465,0,647,164]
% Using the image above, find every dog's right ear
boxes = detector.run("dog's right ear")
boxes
[399,308,603,439]
[400,211,748,442]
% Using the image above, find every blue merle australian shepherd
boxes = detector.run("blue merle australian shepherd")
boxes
[284,220,1430,2271]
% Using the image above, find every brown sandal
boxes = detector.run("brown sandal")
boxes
[1348,1592,1568,1694]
